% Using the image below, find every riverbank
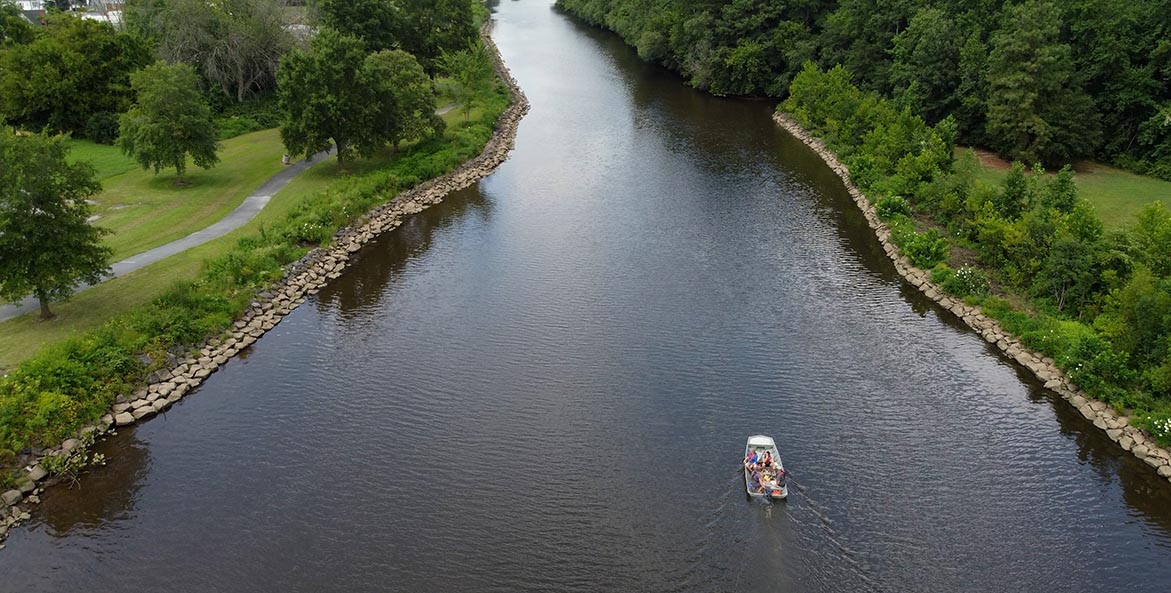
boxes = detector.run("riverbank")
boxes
[773,112,1171,486]
[0,21,529,544]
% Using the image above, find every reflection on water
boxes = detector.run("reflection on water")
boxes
[0,1,1169,591]
[35,430,150,535]
[314,185,492,316]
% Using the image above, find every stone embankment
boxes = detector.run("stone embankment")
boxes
[0,22,529,546]
[772,112,1171,486]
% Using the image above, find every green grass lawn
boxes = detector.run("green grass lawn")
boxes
[0,153,337,371]
[961,147,1171,228]
[81,129,288,261]
[0,108,482,370]
[65,138,138,180]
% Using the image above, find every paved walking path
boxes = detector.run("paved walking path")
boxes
[0,146,335,323]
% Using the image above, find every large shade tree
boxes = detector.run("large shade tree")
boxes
[0,133,110,320]
[984,0,1100,166]
[0,14,152,136]
[117,61,221,184]
[125,0,295,102]
[277,28,438,167]
[316,0,475,73]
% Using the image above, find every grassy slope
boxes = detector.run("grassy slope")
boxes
[962,147,1171,228]
[65,138,139,179]
[0,109,472,371]
[83,129,288,260]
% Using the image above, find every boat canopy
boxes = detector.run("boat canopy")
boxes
[747,435,775,448]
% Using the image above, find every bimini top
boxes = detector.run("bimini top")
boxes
[747,435,775,448]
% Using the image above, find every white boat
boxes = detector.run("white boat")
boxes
[744,435,788,500]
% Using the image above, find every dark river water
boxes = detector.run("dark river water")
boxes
[3,2,1171,591]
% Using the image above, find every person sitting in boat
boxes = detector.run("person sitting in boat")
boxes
[761,451,772,466]
[751,469,763,489]
[744,450,758,467]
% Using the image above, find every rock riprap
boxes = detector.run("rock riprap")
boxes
[0,21,530,545]
[772,112,1171,487]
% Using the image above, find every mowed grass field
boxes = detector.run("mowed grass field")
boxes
[69,129,288,261]
[961,147,1171,228]
[0,107,476,370]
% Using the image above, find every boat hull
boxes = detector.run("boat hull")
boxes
[744,435,788,500]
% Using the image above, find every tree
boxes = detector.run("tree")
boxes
[984,1,1100,166]
[317,0,476,73]
[1041,165,1078,213]
[0,133,110,320]
[126,0,294,102]
[317,0,398,53]
[1,2,36,47]
[118,62,221,184]
[438,43,494,122]
[278,28,438,167]
[365,49,443,148]
[0,14,153,136]
[890,8,961,124]
[393,0,476,72]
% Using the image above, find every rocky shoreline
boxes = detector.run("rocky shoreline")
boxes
[0,21,530,545]
[773,112,1171,486]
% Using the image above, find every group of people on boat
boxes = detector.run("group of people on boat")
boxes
[744,449,786,495]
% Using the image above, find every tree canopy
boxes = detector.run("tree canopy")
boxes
[0,132,111,320]
[556,0,1171,176]
[277,28,439,166]
[0,14,153,137]
[438,43,494,121]
[125,0,295,102]
[118,61,221,183]
[316,0,476,72]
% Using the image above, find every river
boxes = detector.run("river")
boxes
[1,2,1170,591]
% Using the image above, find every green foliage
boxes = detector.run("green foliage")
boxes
[933,264,991,298]
[555,0,1171,178]
[367,49,443,147]
[125,0,293,102]
[0,14,153,136]
[890,7,961,124]
[782,59,1171,431]
[0,43,509,467]
[118,61,221,181]
[439,43,495,122]
[214,94,283,140]
[984,1,1099,167]
[0,3,36,47]
[317,0,475,72]
[1135,412,1171,448]
[38,426,106,482]
[0,132,111,319]
[875,195,911,220]
[278,29,439,166]
[893,225,949,269]
[84,112,121,145]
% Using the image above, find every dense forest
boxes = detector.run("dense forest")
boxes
[554,0,1171,177]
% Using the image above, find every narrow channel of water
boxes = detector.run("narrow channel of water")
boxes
[1,2,1169,591]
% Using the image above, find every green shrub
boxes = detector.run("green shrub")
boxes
[891,222,948,269]
[1135,410,1171,447]
[217,116,264,140]
[875,195,911,220]
[1065,335,1138,404]
[85,112,120,144]
[941,265,990,297]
